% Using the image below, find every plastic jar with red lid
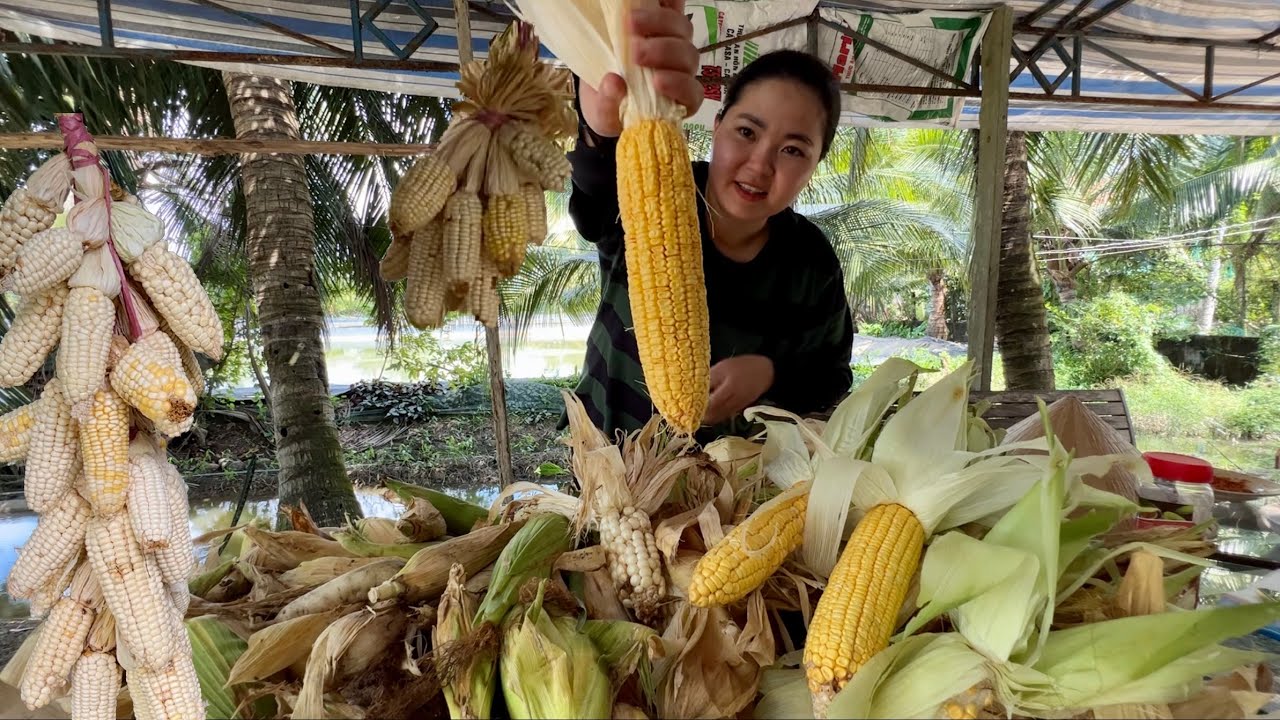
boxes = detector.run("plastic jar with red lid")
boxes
[1136,451,1216,532]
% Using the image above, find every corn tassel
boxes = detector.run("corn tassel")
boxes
[804,503,925,716]
[6,492,90,600]
[689,481,810,608]
[127,243,223,360]
[85,511,177,672]
[0,284,67,388]
[23,380,80,514]
[2,227,86,296]
[78,388,132,516]
[58,286,116,407]
[0,399,39,464]
[616,116,710,435]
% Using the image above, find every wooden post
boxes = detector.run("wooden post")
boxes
[966,4,1013,391]
[453,0,516,488]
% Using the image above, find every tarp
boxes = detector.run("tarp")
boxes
[1,1,1278,134]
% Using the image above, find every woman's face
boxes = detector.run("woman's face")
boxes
[708,77,827,227]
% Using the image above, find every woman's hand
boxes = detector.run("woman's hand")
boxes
[703,354,775,426]
[579,0,705,137]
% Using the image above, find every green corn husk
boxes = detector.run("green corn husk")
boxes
[384,479,489,535]
[331,529,435,559]
[584,619,662,708]
[474,513,573,627]
[435,563,490,720]
[189,560,235,598]
[499,580,613,720]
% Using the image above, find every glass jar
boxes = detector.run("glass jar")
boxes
[1136,451,1216,533]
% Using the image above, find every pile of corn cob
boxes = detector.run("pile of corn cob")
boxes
[10,357,1267,720]
[383,22,575,330]
[0,114,222,720]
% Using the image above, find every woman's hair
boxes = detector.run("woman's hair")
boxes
[717,49,842,159]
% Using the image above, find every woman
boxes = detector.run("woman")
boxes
[567,0,855,441]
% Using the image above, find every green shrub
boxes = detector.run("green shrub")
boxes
[1260,324,1280,377]
[1050,293,1165,387]
[388,331,488,389]
[1224,381,1280,440]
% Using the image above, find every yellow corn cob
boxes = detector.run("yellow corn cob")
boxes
[443,190,483,294]
[598,506,665,624]
[389,153,456,239]
[502,123,572,191]
[522,184,548,246]
[404,222,447,330]
[616,117,710,435]
[19,594,96,709]
[154,463,196,586]
[804,503,925,715]
[468,257,502,329]
[482,193,528,276]
[3,227,86,296]
[689,481,810,607]
[79,388,131,516]
[127,448,174,552]
[127,243,223,360]
[6,492,90,600]
[0,284,67,388]
[70,651,122,720]
[109,332,196,437]
[379,233,413,282]
[58,286,116,407]
[84,510,177,672]
[942,685,995,720]
[0,399,39,463]
[24,380,80,513]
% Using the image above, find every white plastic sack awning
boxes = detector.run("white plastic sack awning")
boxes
[1,1,1278,134]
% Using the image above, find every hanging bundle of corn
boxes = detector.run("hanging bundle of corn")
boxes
[384,22,574,330]
[0,114,216,720]
[509,0,710,435]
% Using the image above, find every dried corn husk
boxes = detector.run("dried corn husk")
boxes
[1001,396,1142,502]
[227,608,350,686]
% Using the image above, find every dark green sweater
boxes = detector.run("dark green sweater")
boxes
[564,105,855,442]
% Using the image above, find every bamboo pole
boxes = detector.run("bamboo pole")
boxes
[0,131,435,156]
[453,0,516,489]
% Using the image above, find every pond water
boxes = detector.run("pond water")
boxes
[0,483,515,617]
[226,315,594,393]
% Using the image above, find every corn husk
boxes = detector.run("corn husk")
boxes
[499,580,612,720]
[397,497,449,542]
[383,479,488,535]
[368,520,525,605]
[241,527,358,570]
[434,564,488,720]
[279,557,385,588]
[293,605,408,720]
[276,558,405,622]
[1001,395,1142,502]
[227,608,350,686]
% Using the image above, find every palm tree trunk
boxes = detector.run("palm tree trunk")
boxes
[926,270,948,340]
[994,131,1055,390]
[1233,249,1249,333]
[222,71,362,529]
[1199,244,1222,334]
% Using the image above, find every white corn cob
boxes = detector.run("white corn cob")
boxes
[126,445,173,552]
[84,511,177,672]
[110,332,196,437]
[501,123,571,191]
[3,227,86,296]
[0,155,72,270]
[0,284,67,388]
[159,329,205,398]
[18,561,101,710]
[6,492,91,599]
[154,464,196,586]
[127,243,223,360]
[79,388,131,516]
[19,596,95,709]
[70,651,122,720]
[598,506,665,623]
[27,553,81,620]
[58,286,116,407]
[127,612,203,720]
[523,184,548,246]
[24,380,80,513]
[0,399,40,463]
[169,582,190,619]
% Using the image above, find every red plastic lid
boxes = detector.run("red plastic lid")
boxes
[1143,451,1213,484]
